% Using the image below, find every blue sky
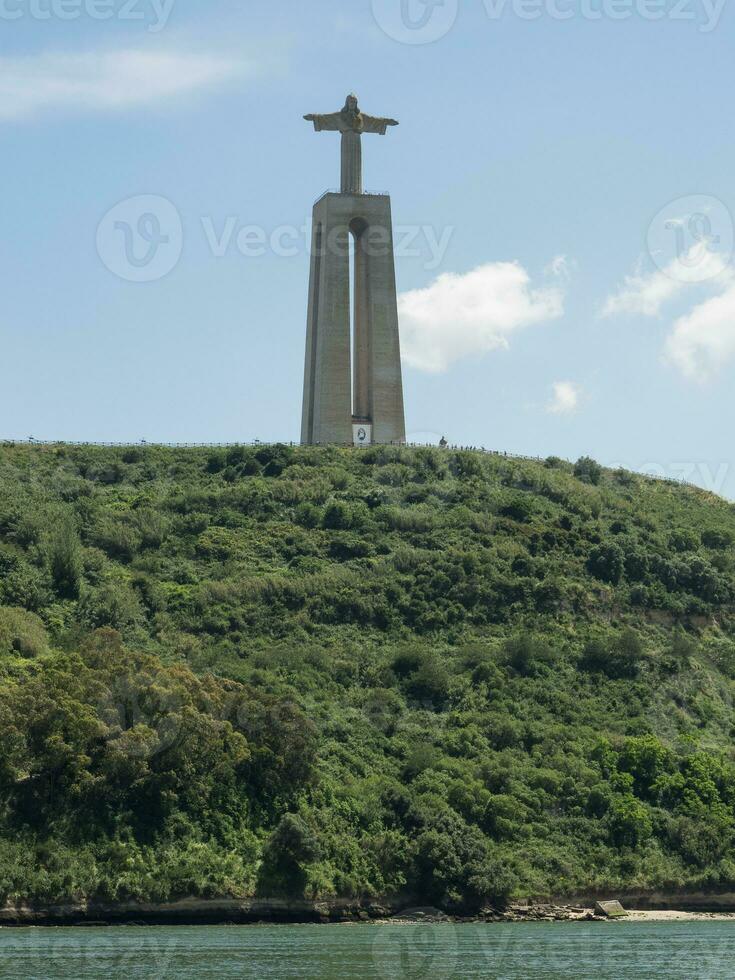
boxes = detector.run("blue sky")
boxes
[1,0,734,496]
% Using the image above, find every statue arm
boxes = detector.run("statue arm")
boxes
[303,112,343,132]
[361,114,399,135]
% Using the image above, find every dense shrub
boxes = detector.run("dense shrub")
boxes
[0,443,734,909]
[0,607,49,658]
[587,542,625,584]
[580,630,644,679]
[46,515,82,599]
[574,456,603,485]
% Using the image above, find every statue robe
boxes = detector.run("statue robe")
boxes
[307,111,396,194]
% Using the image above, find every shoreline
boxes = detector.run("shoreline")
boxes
[4,896,735,928]
[624,910,735,922]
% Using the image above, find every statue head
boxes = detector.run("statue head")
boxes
[344,94,359,113]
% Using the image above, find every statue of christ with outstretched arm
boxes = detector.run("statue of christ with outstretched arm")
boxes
[304,94,399,195]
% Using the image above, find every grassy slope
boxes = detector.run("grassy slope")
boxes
[1,442,735,908]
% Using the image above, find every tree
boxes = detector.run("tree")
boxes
[257,814,321,896]
[47,514,82,599]
[574,456,602,485]
[504,635,553,676]
[587,543,625,584]
[702,528,733,550]
[580,629,644,679]
[0,607,49,658]
[617,735,674,801]
[606,795,652,847]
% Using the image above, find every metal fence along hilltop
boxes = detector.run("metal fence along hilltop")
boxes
[0,438,705,492]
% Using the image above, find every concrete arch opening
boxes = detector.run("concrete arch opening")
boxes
[349,216,370,424]
[301,194,405,446]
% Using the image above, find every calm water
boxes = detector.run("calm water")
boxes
[1,921,735,979]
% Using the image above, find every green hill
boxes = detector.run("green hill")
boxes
[2,441,735,910]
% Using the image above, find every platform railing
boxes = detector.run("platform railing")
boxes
[313,189,390,206]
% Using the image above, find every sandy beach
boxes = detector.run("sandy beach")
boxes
[623,910,735,922]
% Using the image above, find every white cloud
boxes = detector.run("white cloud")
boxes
[602,245,735,380]
[547,381,580,415]
[545,254,573,280]
[0,49,248,121]
[399,261,564,373]
[601,264,685,318]
[601,246,730,318]
[664,280,735,382]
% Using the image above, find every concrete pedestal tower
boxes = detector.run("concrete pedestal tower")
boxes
[301,94,406,447]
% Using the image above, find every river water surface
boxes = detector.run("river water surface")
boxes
[1,920,734,978]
